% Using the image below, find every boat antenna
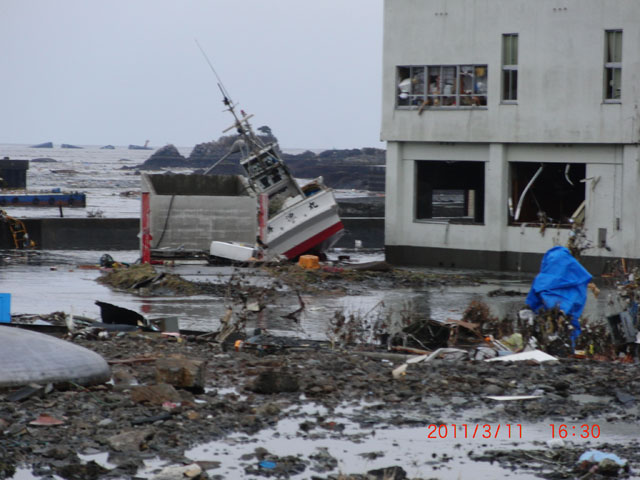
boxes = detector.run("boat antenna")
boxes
[195,38,234,107]
[194,38,262,152]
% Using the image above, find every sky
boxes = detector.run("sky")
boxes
[0,0,384,150]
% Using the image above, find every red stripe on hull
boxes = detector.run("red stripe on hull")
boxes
[283,221,344,259]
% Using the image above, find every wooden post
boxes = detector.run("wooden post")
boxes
[141,192,151,264]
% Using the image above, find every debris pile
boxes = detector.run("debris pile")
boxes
[2,330,640,479]
[97,263,210,296]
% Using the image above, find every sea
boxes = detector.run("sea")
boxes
[0,143,191,219]
[0,143,376,219]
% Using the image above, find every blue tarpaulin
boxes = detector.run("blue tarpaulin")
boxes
[526,246,592,342]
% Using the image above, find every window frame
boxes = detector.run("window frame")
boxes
[414,160,486,225]
[508,161,586,228]
[604,29,622,103]
[396,64,488,110]
[501,33,518,103]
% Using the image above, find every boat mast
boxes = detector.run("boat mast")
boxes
[195,39,263,154]
[196,40,303,199]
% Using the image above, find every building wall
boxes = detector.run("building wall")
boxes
[382,0,640,272]
[384,141,640,271]
[382,0,640,144]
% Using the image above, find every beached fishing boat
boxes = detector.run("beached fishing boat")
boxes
[208,95,344,262]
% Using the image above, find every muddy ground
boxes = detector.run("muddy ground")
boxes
[2,331,640,479]
[1,263,639,479]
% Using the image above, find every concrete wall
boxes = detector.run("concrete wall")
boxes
[384,141,640,271]
[0,218,139,250]
[0,217,384,252]
[382,0,640,144]
[142,174,257,252]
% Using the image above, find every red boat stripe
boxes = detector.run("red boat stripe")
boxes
[283,221,344,259]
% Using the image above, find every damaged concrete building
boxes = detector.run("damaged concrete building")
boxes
[382,0,640,272]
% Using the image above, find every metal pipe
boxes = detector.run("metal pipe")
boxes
[514,164,544,221]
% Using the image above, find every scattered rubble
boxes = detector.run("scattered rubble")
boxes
[4,247,640,477]
[1,331,640,478]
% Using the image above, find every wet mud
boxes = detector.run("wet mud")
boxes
[2,256,639,479]
[2,330,640,479]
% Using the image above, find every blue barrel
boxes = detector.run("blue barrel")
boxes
[0,293,10,323]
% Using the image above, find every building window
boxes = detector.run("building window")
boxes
[509,162,585,226]
[397,65,487,109]
[604,30,622,101]
[415,160,485,224]
[396,66,426,107]
[502,34,518,102]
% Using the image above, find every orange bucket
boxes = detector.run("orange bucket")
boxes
[298,255,320,269]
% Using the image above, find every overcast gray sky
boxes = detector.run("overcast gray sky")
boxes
[0,1,383,150]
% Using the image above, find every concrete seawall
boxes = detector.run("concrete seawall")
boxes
[1,218,140,250]
[0,217,384,252]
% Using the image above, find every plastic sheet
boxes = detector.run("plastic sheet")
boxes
[525,246,592,341]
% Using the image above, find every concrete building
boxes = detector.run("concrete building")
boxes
[382,0,640,273]
[0,158,28,189]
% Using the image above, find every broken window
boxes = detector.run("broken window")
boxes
[509,162,585,226]
[396,65,487,109]
[604,30,622,102]
[502,34,518,102]
[415,160,485,224]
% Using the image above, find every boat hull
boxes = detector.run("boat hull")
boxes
[266,189,344,259]
[210,241,254,262]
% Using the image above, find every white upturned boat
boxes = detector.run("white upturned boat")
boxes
[208,91,344,262]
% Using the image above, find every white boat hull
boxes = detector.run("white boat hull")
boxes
[266,189,344,259]
[209,241,254,262]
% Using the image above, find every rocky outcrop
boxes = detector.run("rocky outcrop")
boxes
[284,148,386,191]
[138,129,386,191]
[141,144,188,169]
[185,128,280,171]
[31,142,53,148]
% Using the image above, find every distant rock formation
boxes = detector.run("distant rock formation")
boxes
[31,157,57,163]
[138,128,386,191]
[61,144,82,149]
[31,142,53,148]
[284,148,386,191]
[186,127,279,170]
[101,145,115,150]
[142,144,187,169]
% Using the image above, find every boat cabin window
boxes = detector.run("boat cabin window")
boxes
[415,160,485,224]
